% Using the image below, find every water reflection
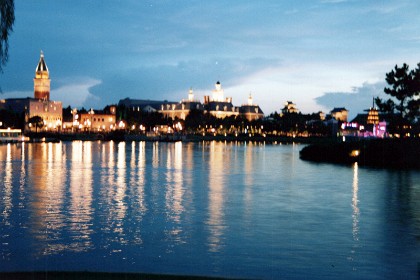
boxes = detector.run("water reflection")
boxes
[0,142,418,279]
[0,144,13,261]
[69,141,93,252]
[243,143,254,217]
[2,144,12,226]
[349,162,360,267]
[164,142,185,247]
[207,141,227,253]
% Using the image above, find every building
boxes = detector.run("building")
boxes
[203,81,240,119]
[0,52,62,131]
[366,107,379,125]
[121,81,264,122]
[34,51,51,101]
[160,88,204,120]
[239,94,264,121]
[119,98,178,113]
[348,105,388,138]
[330,107,348,122]
[281,101,299,115]
[77,106,117,132]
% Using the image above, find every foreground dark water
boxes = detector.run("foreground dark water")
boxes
[0,141,419,279]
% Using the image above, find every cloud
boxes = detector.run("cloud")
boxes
[89,57,284,107]
[315,81,388,120]
[53,77,102,109]
[0,90,33,99]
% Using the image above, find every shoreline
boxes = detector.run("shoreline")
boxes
[300,138,420,169]
[21,131,336,145]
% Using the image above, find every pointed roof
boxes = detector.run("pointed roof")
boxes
[36,51,49,72]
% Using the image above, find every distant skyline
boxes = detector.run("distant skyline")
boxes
[1,1,420,119]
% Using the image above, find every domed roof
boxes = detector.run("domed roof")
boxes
[36,51,49,73]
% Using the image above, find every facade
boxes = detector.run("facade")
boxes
[77,106,116,132]
[27,99,62,131]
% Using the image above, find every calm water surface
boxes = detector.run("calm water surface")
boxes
[0,141,419,279]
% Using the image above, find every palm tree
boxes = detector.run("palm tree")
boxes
[28,116,44,134]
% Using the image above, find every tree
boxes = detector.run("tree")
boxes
[374,96,395,114]
[381,63,420,123]
[0,0,15,72]
[28,116,44,134]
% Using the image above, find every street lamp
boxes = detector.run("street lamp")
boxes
[88,108,95,132]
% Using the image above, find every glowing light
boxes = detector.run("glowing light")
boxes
[350,150,360,157]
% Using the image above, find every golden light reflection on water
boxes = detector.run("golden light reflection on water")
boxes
[2,144,12,226]
[68,141,93,252]
[163,142,185,247]
[207,141,227,253]
[99,141,129,251]
[130,141,147,245]
[115,142,128,222]
[243,142,254,216]
[136,141,147,213]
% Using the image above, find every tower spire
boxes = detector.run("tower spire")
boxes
[34,51,51,100]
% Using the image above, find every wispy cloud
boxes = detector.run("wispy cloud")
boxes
[54,77,101,109]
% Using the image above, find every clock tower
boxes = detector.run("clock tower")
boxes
[34,51,50,100]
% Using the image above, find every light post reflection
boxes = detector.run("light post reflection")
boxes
[0,144,14,261]
[69,141,93,252]
[165,142,184,223]
[164,142,185,246]
[207,141,227,253]
[2,144,12,225]
[243,142,254,216]
[45,142,66,246]
[115,141,127,223]
[349,162,360,266]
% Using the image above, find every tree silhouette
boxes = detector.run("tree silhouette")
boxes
[28,116,44,134]
[0,0,15,73]
[382,63,420,123]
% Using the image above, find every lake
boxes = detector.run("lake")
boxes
[0,141,419,279]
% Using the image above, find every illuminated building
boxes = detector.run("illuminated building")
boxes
[78,106,117,132]
[34,51,51,100]
[366,107,379,125]
[27,51,63,131]
[0,51,62,131]
[348,103,388,138]
[160,88,204,120]
[239,94,264,121]
[281,101,299,115]
[203,81,240,119]
[122,81,264,121]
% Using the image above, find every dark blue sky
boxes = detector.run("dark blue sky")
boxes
[1,1,419,118]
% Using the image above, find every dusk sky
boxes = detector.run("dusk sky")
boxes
[1,1,420,119]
